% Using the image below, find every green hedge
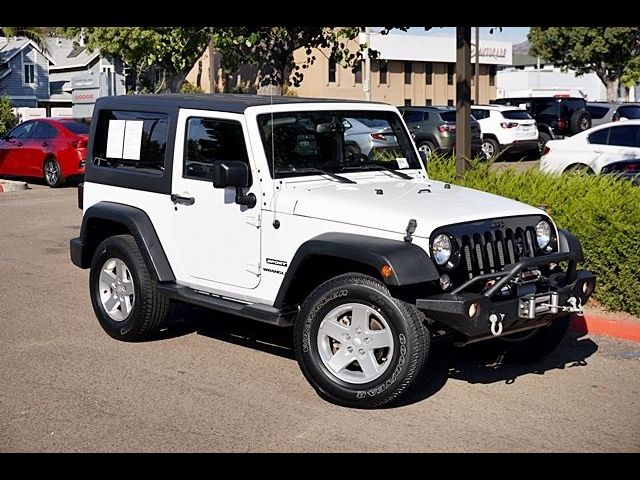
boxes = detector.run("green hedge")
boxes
[427,158,640,316]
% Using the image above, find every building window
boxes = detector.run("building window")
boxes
[404,99,412,106]
[328,58,337,83]
[447,63,454,85]
[404,61,412,84]
[447,99,454,106]
[425,62,432,85]
[24,64,35,84]
[489,65,496,86]
[354,61,363,84]
[379,61,387,85]
[425,99,432,106]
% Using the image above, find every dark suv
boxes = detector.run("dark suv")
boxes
[492,96,592,151]
[398,106,483,158]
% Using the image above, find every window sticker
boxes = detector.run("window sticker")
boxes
[122,120,143,160]
[396,157,409,169]
[106,120,126,158]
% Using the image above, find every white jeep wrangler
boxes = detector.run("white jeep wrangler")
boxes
[70,94,595,408]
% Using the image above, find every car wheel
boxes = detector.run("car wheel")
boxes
[538,132,551,155]
[570,110,591,135]
[345,142,361,159]
[417,141,436,158]
[294,273,429,408]
[481,138,500,160]
[44,157,65,188]
[564,163,594,175]
[89,234,170,342]
[498,316,571,363]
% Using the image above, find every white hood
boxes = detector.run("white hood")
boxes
[275,174,544,238]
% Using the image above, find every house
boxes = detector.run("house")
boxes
[0,37,54,107]
[0,36,126,116]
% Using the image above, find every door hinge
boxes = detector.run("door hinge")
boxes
[246,214,261,228]
[246,263,261,276]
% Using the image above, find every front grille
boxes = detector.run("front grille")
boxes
[459,226,538,279]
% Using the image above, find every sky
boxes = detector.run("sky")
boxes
[371,27,530,44]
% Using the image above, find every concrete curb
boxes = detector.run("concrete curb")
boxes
[0,180,30,192]
[570,314,640,343]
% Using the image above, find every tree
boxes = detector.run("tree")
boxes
[0,95,18,137]
[212,27,377,95]
[1,26,48,52]
[528,27,640,101]
[59,28,211,93]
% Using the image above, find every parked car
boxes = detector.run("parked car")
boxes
[470,105,538,159]
[493,96,591,153]
[398,106,483,158]
[586,102,640,127]
[0,118,89,187]
[539,120,640,175]
[343,117,399,158]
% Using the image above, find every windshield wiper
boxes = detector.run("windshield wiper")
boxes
[282,168,356,184]
[343,163,413,180]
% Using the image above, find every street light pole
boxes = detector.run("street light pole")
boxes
[455,27,471,178]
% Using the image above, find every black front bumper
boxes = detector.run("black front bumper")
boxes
[416,252,596,341]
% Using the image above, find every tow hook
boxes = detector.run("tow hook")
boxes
[489,313,505,336]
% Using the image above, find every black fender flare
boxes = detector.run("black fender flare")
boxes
[74,201,175,281]
[273,232,439,309]
[557,228,584,263]
[537,124,554,137]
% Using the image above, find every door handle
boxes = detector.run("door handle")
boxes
[170,194,195,206]
[16,141,23,147]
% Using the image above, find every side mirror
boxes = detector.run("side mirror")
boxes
[213,161,256,208]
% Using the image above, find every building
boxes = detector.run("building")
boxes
[291,32,513,106]
[497,51,609,101]
[0,36,126,117]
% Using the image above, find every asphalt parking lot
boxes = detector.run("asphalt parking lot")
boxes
[1,185,639,452]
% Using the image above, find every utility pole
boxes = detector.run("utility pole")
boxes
[455,27,471,178]
[475,27,480,104]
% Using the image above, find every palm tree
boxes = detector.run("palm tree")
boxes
[1,27,48,53]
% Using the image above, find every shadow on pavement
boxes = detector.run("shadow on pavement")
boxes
[156,304,599,407]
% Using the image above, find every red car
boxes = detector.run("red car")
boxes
[0,118,89,187]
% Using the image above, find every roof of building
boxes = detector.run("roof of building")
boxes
[45,37,100,70]
[96,93,383,113]
[0,37,55,64]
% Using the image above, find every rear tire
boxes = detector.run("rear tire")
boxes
[538,132,551,155]
[417,141,436,159]
[89,234,169,342]
[294,273,429,408]
[481,137,500,160]
[44,157,64,188]
[570,110,591,135]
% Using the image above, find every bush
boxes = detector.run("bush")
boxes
[179,82,204,94]
[427,157,640,316]
[0,94,18,137]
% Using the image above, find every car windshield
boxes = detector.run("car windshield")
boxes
[61,119,90,134]
[257,110,421,179]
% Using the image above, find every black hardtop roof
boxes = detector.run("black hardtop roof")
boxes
[95,93,385,113]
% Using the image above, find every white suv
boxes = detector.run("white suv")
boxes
[471,105,539,159]
[70,94,594,408]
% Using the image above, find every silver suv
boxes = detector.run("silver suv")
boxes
[586,102,640,127]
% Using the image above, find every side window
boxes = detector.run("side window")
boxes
[607,125,640,148]
[533,100,559,116]
[586,105,609,120]
[92,110,169,174]
[184,117,250,183]
[616,105,640,120]
[471,109,487,120]
[588,128,609,145]
[402,111,423,123]
[7,121,35,139]
[31,122,58,140]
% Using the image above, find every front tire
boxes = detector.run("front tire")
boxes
[499,316,570,363]
[89,234,169,342]
[44,157,64,188]
[294,273,429,408]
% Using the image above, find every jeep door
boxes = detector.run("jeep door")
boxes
[171,109,262,289]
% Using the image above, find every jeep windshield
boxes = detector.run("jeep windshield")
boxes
[257,110,421,179]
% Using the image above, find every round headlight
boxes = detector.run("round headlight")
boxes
[536,220,552,248]
[432,233,452,266]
